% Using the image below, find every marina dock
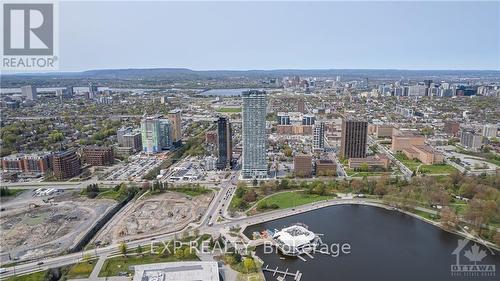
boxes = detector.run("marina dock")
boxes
[263,265,303,281]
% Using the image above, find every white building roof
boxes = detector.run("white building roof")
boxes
[274,225,315,247]
[133,261,219,281]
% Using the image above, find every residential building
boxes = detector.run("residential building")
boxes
[460,129,482,150]
[408,84,426,96]
[141,115,172,153]
[241,90,268,179]
[84,146,114,166]
[294,154,313,177]
[1,155,24,172]
[88,82,98,99]
[277,112,291,125]
[117,127,132,145]
[340,119,368,159]
[122,131,142,152]
[53,149,81,180]
[21,85,37,101]
[313,122,325,150]
[1,152,52,174]
[302,114,315,125]
[168,109,182,146]
[483,124,497,138]
[216,116,232,170]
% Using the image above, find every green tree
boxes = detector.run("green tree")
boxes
[119,242,128,257]
[243,257,256,273]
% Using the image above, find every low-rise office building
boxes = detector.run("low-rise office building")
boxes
[402,145,444,165]
[315,159,337,176]
[348,155,390,170]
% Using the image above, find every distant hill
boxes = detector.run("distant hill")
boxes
[2,68,499,81]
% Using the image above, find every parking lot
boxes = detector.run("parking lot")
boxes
[105,156,163,181]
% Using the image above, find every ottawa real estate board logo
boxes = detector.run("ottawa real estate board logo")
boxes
[451,238,496,277]
[2,1,59,70]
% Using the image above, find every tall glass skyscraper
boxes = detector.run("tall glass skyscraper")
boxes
[216,116,232,170]
[242,90,268,179]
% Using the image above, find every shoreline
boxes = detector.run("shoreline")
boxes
[237,200,500,252]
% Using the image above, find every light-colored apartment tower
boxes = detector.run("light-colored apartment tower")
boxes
[241,90,268,179]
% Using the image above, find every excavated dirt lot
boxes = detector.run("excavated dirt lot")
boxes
[94,190,214,244]
[0,191,115,261]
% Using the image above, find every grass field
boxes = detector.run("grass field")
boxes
[5,271,46,281]
[99,254,197,277]
[395,153,457,174]
[345,170,389,177]
[412,209,439,221]
[172,187,211,197]
[217,107,241,113]
[256,191,335,210]
[95,188,128,201]
[0,188,25,198]
[65,259,97,279]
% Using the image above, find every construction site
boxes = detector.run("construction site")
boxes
[0,189,116,262]
[94,189,214,244]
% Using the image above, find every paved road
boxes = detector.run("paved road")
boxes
[368,136,413,179]
[2,191,497,280]
[0,170,239,279]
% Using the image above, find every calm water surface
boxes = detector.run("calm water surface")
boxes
[244,205,499,281]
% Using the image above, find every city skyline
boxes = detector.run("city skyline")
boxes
[50,1,500,72]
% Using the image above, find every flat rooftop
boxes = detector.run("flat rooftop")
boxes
[133,261,219,281]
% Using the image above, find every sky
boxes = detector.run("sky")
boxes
[58,1,500,71]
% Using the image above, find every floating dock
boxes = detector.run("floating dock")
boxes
[263,265,302,281]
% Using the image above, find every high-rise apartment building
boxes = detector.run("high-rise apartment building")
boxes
[88,82,98,99]
[168,109,182,146]
[53,149,81,180]
[340,119,368,159]
[123,131,142,152]
[21,85,37,101]
[216,117,232,170]
[242,90,268,179]
[117,127,132,145]
[460,129,482,150]
[313,122,325,150]
[483,124,497,138]
[141,115,172,153]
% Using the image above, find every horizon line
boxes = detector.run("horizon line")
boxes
[3,66,500,76]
